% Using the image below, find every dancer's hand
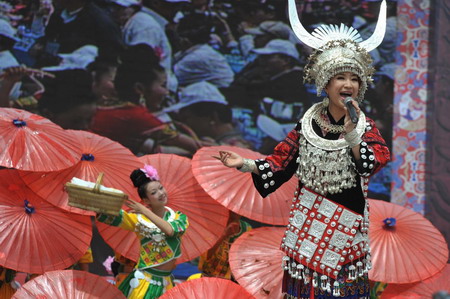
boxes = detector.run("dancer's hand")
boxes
[213,150,244,169]
[125,199,150,214]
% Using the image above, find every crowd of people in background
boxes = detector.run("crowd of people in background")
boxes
[0,0,396,204]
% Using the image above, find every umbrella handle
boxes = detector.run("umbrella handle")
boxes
[93,173,105,193]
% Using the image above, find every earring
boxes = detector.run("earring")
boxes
[322,96,329,107]
[139,94,146,106]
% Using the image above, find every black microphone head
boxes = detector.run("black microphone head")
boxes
[344,97,354,104]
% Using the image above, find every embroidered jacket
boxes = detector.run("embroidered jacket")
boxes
[97,207,188,270]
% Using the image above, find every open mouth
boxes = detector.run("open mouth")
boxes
[340,92,353,100]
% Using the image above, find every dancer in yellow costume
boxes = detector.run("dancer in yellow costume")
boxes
[97,165,189,299]
[197,211,251,280]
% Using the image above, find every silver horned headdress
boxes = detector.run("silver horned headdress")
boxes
[288,0,387,102]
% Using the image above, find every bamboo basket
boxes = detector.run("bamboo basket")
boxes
[65,173,128,216]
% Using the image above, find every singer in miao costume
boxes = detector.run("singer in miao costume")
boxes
[214,0,391,298]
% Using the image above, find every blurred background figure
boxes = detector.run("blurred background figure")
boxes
[43,0,123,63]
[0,18,21,105]
[90,43,202,156]
[173,12,234,88]
[225,39,308,112]
[109,0,178,92]
[166,81,253,149]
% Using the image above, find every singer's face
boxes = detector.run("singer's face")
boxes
[325,72,360,110]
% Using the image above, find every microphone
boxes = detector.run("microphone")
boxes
[344,97,359,124]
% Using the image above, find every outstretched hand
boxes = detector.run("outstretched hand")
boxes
[212,150,244,169]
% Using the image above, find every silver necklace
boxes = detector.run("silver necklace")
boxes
[312,105,345,134]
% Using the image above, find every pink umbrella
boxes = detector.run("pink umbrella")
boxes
[20,130,142,215]
[0,170,92,274]
[160,277,255,299]
[368,199,448,283]
[0,108,79,171]
[192,145,296,225]
[229,227,285,299]
[12,270,126,298]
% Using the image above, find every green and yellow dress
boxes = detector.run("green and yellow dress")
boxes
[97,207,188,299]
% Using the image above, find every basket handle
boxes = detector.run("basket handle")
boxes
[93,172,105,193]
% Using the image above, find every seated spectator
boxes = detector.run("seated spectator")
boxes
[166,81,253,149]
[0,18,22,106]
[244,20,295,49]
[109,0,178,92]
[174,12,234,88]
[43,0,123,63]
[223,39,310,119]
[88,58,119,105]
[91,44,202,155]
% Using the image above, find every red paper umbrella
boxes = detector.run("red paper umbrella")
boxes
[159,277,255,299]
[368,199,449,284]
[12,270,126,299]
[0,108,79,171]
[20,130,142,215]
[192,145,297,225]
[381,264,450,298]
[0,170,92,274]
[229,227,285,299]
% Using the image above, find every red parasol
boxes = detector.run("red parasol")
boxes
[229,227,285,299]
[191,145,296,225]
[20,130,142,215]
[159,277,255,299]
[381,264,450,298]
[0,170,92,274]
[368,199,449,284]
[0,108,79,171]
[12,270,126,299]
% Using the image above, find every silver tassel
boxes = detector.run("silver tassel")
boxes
[320,275,327,291]
[333,280,340,297]
[326,278,331,294]
[291,261,297,278]
[303,268,310,284]
[356,261,364,277]
[312,271,318,288]
[297,264,304,280]
[348,265,356,280]
[365,254,372,272]
[282,256,289,270]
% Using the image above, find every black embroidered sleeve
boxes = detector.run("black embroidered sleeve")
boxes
[353,117,391,177]
[252,123,301,197]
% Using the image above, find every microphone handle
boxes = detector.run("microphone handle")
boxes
[345,99,359,124]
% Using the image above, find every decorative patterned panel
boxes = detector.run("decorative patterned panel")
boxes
[391,0,430,212]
